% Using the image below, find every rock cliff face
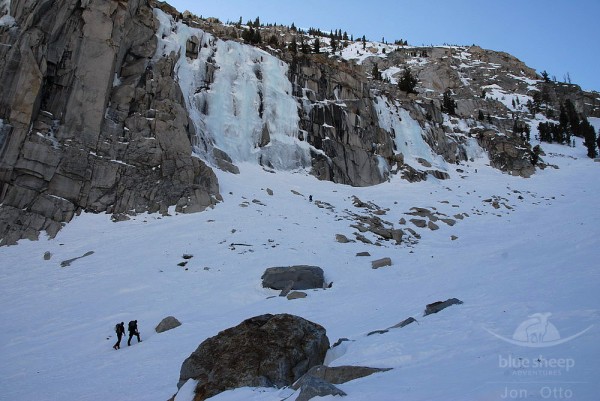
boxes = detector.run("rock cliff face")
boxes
[1,1,598,244]
[289,54,393,186]
[0,0,220,245]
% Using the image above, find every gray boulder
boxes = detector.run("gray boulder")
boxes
[427,221,440,231]
[389,317,417,329]
[295,365,392,386]
[427,170,450,180]
[410,218,428,228]
[287,291,308,300]
[292,364,391,401]
[178,314,329,400]
[261,266,325,291]
[156,316,182,333]
[441,218,456,226]
[335,234,352,243]
[424,298,463,316]
[371,257,392,269]
[293,375,346,401]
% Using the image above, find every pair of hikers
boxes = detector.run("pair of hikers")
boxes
[113,320,141,350]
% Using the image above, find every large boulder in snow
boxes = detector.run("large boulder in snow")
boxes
[156,316,182,333]
[261,265,325,291]
[177,314,329,400]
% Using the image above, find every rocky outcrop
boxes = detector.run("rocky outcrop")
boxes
[0,0,220,245]
[290,363,393,401]
[424,298,463,316]
[475,129,535,177]
[2,1,597,244]
[345,195,405,245]
[288,54,393,186]
[294,365,392,387]
[177,314,329,401]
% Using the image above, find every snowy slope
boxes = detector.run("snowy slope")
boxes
[1,137,599,400]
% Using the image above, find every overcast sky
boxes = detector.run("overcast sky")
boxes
[167,0,599,92]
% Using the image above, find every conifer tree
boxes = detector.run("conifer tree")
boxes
[531,145,541,166]
[313,38,320,54]
[542,70,550,82]
[559,105,569,129]
[371,63,382,80]
[538,122,549,143]
[398,68,418,94]
[253,28,261,44]
[300,37,310,54]
[581,118,598,158]
[442,89,457,115]
[289,37,297,54]
[564,99,580,136]
[241,27,253,43]
[529,92,542,115]
[268,34,278,47]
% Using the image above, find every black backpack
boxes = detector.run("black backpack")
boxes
[128,321,137,332]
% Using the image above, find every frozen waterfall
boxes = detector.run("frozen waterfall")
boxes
[154,9,311,171]
[373,96,446,170]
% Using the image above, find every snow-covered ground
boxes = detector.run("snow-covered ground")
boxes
[339,40,398,64]
[1,139,599,401]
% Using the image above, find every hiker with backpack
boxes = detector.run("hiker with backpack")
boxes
[113,322,125,350]
[127,320,141,346]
